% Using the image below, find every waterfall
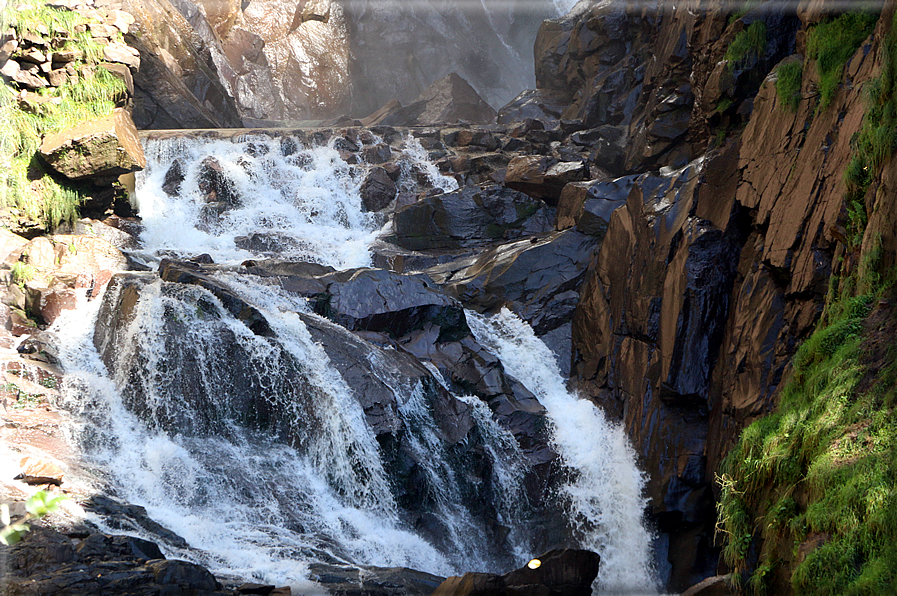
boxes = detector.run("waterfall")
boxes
[468,308,658,594]
[53,131,660,594]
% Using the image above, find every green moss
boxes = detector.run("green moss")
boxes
[776,60,803,112]
[0,0,129,229]
[807,12,879,112]
[725,21,767,71]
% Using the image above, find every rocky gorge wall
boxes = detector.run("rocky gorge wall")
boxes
[528,0,894,590]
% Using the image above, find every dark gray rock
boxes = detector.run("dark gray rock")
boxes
[391,185,553,251]
[432,548,601,596]
[360,166,397,212]
[427,230,599,336]
[197,156,240,206]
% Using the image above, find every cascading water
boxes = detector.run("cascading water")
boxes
[53,131,659,594]
[468,309,658,594]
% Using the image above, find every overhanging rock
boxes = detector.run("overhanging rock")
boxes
[38,108,146,184]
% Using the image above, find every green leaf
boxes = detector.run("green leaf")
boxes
[25,490,66,518]
[0,522,30,546]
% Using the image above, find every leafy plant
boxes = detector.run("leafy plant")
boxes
[0,490,67,545]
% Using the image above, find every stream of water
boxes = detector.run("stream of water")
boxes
[54,132,659,594]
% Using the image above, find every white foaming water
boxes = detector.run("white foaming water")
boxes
[53,128,662,592]
[53,280,456,588]
[135,133,456,269]
[467,308,659,595]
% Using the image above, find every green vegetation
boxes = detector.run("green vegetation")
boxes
[1,490,67,545]
[807,11,879,112]
[844,10,897,246]
[718,258,897,594]
[728,0,762,26]
[776,60,803,112]
[718,12,897,594]
[10,261,37,286]
[725,21,767,71]
[0,0,128,229]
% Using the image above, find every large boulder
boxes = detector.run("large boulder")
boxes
[12,234,128,325]
[504,156,588,204]
[2,525,231,596]
[38,109,145,183]
[121,0,243,128]
[390,185,553,251]
[432,549,601,596]
[427,230,599,336]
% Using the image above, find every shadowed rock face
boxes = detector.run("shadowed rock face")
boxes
[432,548,601,596]
[122,0,242,129]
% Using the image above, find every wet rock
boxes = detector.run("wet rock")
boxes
[362,142,392,164]
[161,157,185,196]
[197,156,240,206]
[1,522,230,596]
[313,268,467,341]
[377,73,497,127]
[391,185,553,251]
[157,260,272,336]
[38,108,146,182]
[234,232,300,255]
[428,230,599,336]
[682,574,735,596]
[360,166,397,212]
[17,332,61,365]
[307,562,443,596]
[432,549,600,596]
[505,156,588,204]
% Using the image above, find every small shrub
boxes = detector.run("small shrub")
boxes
[843,10,897,244]
[776,60,803,112]
[10,261,37,286]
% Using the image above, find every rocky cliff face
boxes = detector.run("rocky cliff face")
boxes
[515,0,891,590]
[119,0,559,126]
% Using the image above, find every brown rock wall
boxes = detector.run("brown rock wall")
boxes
[569,1,886,589]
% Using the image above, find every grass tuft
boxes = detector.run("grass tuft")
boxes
[807,12,879,112]
[726,21,768,71]
[843,10,897,246]
[776,60,803,112]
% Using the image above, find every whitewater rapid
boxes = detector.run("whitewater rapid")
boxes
[52,130,659,594]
